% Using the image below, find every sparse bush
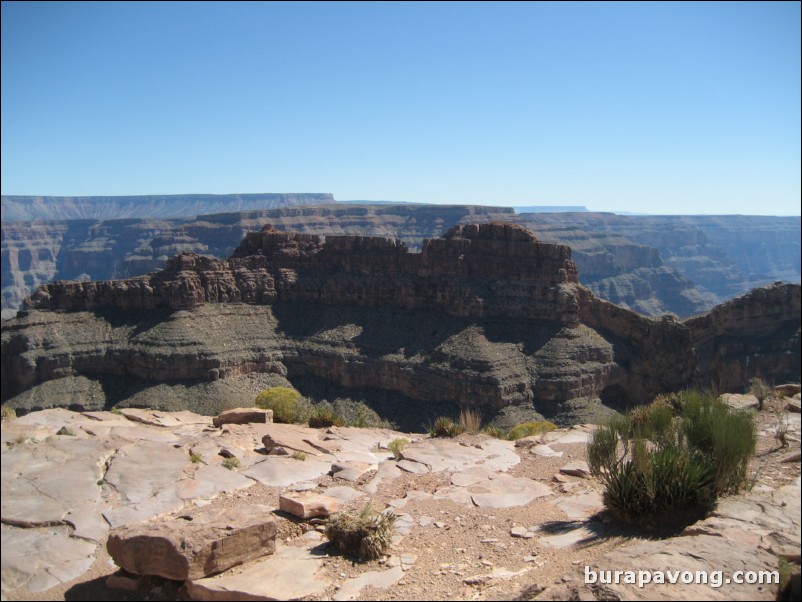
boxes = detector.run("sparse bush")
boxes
[255,387,303,423]
[222,457,240,471]
[189,451,203,464]
[506,421,557,441]
[589,390,756,527]
[430,416,464,438]
[110,407,123,415]
[387,438,409,460]
[332,398,394,429]
[291,450,307,461]
[326,505,397,560]
[308,405,345,428]
[775,409,790,448]
[459,408,483,434]
[749,377,773,410]
[1,406,16,420]
[482,425,508,439]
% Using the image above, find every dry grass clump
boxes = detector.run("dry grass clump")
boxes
[325,505,397,560]
[459,408,483,434]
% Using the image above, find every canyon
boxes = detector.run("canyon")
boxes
[3,202,799,321]
[2,223,799,429]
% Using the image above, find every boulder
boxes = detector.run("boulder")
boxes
[213,407,273,428]
[107,506,276,580]
[279,492,339,519]
[559,461,591,478]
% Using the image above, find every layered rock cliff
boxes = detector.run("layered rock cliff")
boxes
[5,205,798,321]
[3,224,798,428]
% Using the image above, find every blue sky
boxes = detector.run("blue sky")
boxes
[1,1,799,215]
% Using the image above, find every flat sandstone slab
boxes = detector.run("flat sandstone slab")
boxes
[107,506,276,581]
[186,546,329,601]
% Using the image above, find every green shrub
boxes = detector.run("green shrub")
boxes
[589,390,756,527]
[506,421,558,441]
[459,408,483,434]
[222,457,240,471]
[387,438,409,460]
[291,450,307,461]
[680,393,755,494]
[308,406,345,428]
[482,425,508,439]
[189,451,203,464]
[1,406,17,419]
[325,505,397,560]
[430,416,464,438]
[603,446,717,525]
[255,387,303,423]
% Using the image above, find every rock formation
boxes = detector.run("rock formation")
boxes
[2,223,799,427]
[4,204,799,320]
[0,193,335,221]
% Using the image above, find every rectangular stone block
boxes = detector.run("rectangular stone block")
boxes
[107,506,276,580]
[279,492,339,519]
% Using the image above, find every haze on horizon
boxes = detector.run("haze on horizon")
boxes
[1,2,799,216]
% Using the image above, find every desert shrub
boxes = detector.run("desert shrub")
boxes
[325,505,397,560]
[680,393,755,494]
[459,408,483,434]
[387,438,409,460]
[291,450,307,461]
[588,414,629,477]
[506,420,558,441]
[1,406,17,419]
[222,457,240,471]
[748,377,773,410]
[603,445,717,525]
[589,390,755,526]
[189,451,203,464]
[255,387,303,423]
[482,425,508,439]
[628,399,675,444]
[430,416,464,438]
[331,398,393,429]
[308,406,345,428]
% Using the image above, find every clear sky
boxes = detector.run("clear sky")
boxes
[1,1,800,215]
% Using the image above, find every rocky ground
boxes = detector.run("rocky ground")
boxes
[1,394,799,601]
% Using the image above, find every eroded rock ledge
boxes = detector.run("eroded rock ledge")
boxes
[2,223,799,424]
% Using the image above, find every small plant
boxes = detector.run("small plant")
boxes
[222,457,240,471]
[189,451,203,464]
[255,387,303,423]
[325,505,397,560]
[482,425,508,439]
[430,416,464,438]
[459,408,483,434]
[1,406,16,419]
[308,406,345,429]
[291,450,307,461]
[506,421,558,441]
[749,377,773,411]
[387,438,409,460]
[110,407,123,415]
[774,408,790,448]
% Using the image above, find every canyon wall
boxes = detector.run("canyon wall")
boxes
[3,223,798,427]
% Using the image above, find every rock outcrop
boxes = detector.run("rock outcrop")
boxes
[2,224,799,426]
[4,203,800,321]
